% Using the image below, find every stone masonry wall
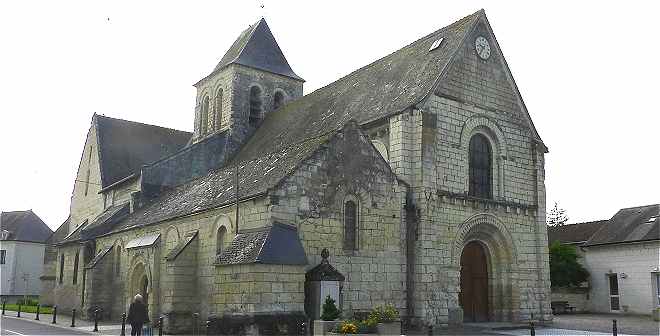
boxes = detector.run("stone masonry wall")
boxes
[271,123,408,315]
[69,121,105,233]
[386,17,551,324]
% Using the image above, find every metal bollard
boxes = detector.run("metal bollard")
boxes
[35,304,40,320]
[193,313,199,336]
[93,309,100,332]
[52,305,57,324]
[299,321,306,336]
[530,321,535,336]
[17,303,21,317]
[206,320,211,335]
[613,319,618,336]
[427,324,433,336]
[121,313,126,336]
[158,316,164,336]
[1,301,5,315]
[71,308,76,327]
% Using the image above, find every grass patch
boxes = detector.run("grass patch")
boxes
[3,304,54,314]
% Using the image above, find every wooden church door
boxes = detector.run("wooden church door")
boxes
[459,241,489,322]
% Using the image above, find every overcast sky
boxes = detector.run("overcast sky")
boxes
[1,1,657,230]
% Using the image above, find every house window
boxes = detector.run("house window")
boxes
[608,273,620,311]
[73,252,79,285]
[0,250,6,264]
[468,134,492,199]
[200,96,210,135]
[216,226,227,255]
[344,200,358,250]
[215,88,223,130]
[59,254,65,284]
[249,86,262,126]
[273,91,285,111]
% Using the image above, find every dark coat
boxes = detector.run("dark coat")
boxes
[127,301,149,324]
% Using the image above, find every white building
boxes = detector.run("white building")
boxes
[0,210,53,302]
[549,204,660,316]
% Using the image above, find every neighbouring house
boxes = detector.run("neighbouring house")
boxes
[548,220,607,312]
[46,10,552,333]
[548,204,660,316]
[0,210,53,302]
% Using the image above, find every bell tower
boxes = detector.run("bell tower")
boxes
[192,18,304,147]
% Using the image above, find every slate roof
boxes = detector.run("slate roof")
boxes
[58,204,128,244]
[98,12,483,234]
[165,230,198,261]
[199,18,303,83]
[46,216,71,245]
[547,220,608,245]
[85,245,113,269]
[96,115,192,188]
[585,204,659,246]
[230,11,481,165]
[216,222,307,265]
[0,210,52,243]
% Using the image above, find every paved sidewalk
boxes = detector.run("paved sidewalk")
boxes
[552,314,659,336]
[1,311,129,335]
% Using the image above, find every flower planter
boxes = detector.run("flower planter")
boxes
[314,320,339,336]
[376,321,401,335]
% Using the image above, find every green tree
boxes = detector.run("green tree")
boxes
[547,202,569,226]
[549,241,589,287]
[320,295,341,321]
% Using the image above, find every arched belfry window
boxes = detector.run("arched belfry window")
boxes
[344,199,358,250]
[468,134,492,199]
[248,86,262,126]
[200,96,210,135]
[216,226,227,255]
[273,91,285,111]
[215,88,223,130]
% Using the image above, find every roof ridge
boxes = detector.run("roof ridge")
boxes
[96,114,191,135]
[560,219,609,226]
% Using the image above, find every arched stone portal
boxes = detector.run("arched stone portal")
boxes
[460,241,489,322]
[452,214,517,322]
[129,263,150,311]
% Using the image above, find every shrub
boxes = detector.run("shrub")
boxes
[368,304,399,323]
[16,298,39,306]
[549,241,589,287]
[320,295,341,321]
[339,321,358,334]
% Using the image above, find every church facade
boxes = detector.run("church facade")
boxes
[44,10,551,333]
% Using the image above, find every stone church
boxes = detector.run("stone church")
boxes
[44,9,552,333]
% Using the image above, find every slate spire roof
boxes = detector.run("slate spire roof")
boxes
[199,18,303,83]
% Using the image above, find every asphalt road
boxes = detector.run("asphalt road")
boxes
[0,316,89,335]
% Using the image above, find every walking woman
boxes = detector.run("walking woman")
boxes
[127,294,149,336]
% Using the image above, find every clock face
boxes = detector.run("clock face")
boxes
[475,36,491,60]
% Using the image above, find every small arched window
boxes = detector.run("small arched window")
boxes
[468,134,492,199]
[344,200,358,250]
[215,88,223,130]
[72,251,79,284]
[200,96,210,135]
[248,86,262,126]
[59,254,65,284]
[273,91,285,111]
[216,226,227,255]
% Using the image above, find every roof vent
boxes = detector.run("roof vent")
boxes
[429,38,444,51]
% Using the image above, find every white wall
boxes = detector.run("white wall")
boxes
[584,241,660,315]
[0,241,46,297]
